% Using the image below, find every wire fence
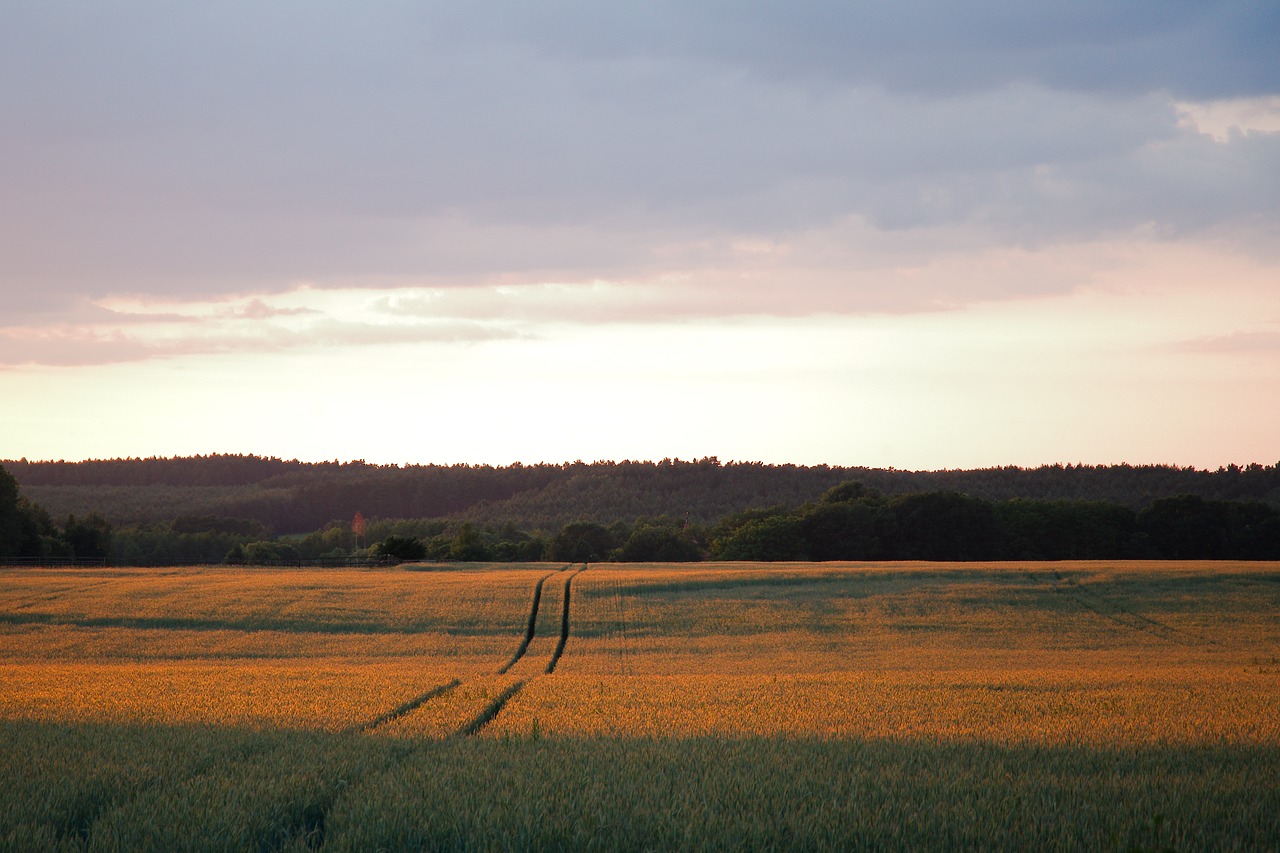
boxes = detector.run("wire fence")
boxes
[0,556,434,569]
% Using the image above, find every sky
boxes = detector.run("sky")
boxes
[2,1,1279,469]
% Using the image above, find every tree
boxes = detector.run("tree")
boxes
[882,492,998,560]
[820,481,871,504]
[1138,495,1280,559]
[449,523,490,561]
[1,464,71,560]
[548,521,615,562]
[64,513,112,562]
[0,466,23,558]
[1222,501,1280,559]
[241,540,302,565]
[801,501,883,560]
[715,515,808,561]
[618,523,703,562]
[375,535,427,561]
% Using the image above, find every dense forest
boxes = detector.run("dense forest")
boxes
[7,455,1280,532]
[3,456,1280,565]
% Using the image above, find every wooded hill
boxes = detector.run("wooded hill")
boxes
[7,455,1280,534]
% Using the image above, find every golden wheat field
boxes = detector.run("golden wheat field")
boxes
[2,561,1279,850]
[2,562,1279,741]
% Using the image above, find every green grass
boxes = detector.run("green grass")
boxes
[2,719,1277,852]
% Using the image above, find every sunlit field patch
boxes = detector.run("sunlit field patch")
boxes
[374,674,526,738]
[3,561,1278,741]
[0,564,548,638]
[0,659,468,732]
[0,565,560,733]
[488,669,1280,743]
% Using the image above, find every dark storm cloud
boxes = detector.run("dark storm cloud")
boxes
[1,1,1277,318]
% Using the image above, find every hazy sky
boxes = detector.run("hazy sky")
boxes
[2,1,1278,468]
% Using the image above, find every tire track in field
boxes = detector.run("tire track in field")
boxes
[612,577,633,676]
[497,568,565,674]
[356,567,580,738]
[350,566,584,738]
[1046,570,1216,647]
[454,680,527,737]
[348,679,462,733]
[545,565,587,675]
[453,563,586,732]
[9,578,113,611]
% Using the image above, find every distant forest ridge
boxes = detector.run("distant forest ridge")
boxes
[6,455,1280,534]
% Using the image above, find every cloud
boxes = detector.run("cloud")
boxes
[0,291,519,368]
[431,1,1280,98]
[1178,96,1280,141]
[0,2,1277,328]
[1176,330,1280,354]
[227,299,319,320]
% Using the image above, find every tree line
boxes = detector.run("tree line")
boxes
[710,483,1280,561]
[6,459,1280,565]
[7,455,1280,535]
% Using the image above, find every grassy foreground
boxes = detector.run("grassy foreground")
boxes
[4,719,1278,851]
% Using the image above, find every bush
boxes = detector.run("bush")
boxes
[375,535,427,561]
[715,516,808,561]
[241,540,302,566]
[618,524,702,562]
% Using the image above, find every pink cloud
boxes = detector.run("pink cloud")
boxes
[0,316,518,368]
[227,299,320,320]
[1177,330,1280,354]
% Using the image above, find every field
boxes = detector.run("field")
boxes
[2,561,1278,850]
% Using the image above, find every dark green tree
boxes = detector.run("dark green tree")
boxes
[820,481,872,504]
[375,535,427,561]
[882,492,998,561]
[242,540,302,565]
[64,513,112,562]
[801,500,883,560]
[715,515,808,561]
[449,523,490,561]
[1,464,71,560]
[1137,495,1223,559]
[1221,501,1280,559]
[0,466,23,558]
[548,521,615,562]
[618,523,703,562]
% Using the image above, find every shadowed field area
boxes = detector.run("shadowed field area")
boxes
[3,719,1278,851]
[1,561,1278,849]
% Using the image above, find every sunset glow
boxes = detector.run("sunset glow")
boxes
[2,4,1277,468]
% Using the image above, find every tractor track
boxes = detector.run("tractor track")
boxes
[355,566,585,739]
[612,578,633,676]
[545,565,587,675]
[348,678,462,733]
[497,568,565,674]
[455,680,527,737]
[1039,570,1215,647]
